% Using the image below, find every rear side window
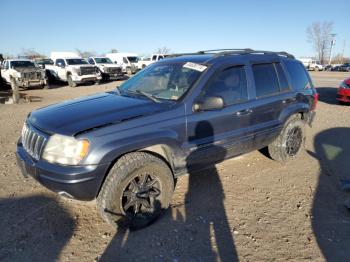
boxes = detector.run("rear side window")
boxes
[252,63,279,97]
[284,61,310,90]
[275,63,290,91]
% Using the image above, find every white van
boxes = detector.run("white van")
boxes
[105,53,139,75]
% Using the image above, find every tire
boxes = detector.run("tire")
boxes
[314,67,319,71]
[67,74,77,87]
[268,115,306,162]
[97,152,174,229]
[126,67,132,76]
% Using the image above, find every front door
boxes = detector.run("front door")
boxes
[185,65,255,170]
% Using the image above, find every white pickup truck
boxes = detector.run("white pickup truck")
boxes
[1,59,47,89]
[87,57,124,80]
[46,52,102,87]
[298,58,324,71]
[137,54,168,69]
[105,53,139,75]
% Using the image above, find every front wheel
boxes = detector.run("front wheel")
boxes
[97,152,174,229]
[126,67,132,76]
[268,115,306,162]
[67,74,77,87]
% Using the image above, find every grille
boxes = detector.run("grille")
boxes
[21,124,46,160]
[80,67,96,75]
[106,67,121,74]
[23,72,41,80]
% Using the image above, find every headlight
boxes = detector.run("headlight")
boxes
[42,134,89,165]
[72,68,81,75]
[16,72,22,78]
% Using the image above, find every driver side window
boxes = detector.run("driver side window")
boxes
[55,59,66,67]
[200,66,248,106]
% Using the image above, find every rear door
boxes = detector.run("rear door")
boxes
[248,61,296,148]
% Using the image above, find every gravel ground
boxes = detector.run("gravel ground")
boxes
[0,72,349,262]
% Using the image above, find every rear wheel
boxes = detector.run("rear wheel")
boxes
[97,152,174,229]
[67,74,77,87]
[268,115,306,162]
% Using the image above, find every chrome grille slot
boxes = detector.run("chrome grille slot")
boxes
[80,67,96,75]
[22,124,46,160]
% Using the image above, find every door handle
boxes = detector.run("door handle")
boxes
[236,109,252,116]
[282,98,296,104]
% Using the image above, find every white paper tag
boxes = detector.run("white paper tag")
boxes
[183,62,207,72]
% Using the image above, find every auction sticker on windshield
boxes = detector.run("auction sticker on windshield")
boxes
[183,62,207,72]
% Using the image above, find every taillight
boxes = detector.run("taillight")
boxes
[311,92,319,111]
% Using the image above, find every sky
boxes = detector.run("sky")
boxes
[1,0,349,58]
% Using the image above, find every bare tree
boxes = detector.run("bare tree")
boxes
[306,21,334,64]
[20,48,46,59]
[331,53,350,64]
[154,46,171,54]
[110,49,118,53]
[75,49,96,58]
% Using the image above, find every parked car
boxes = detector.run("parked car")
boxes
[105,53,139,75]
[336,77,350,104]
[137,54,169,69]
[298,58,323,71]
[1,59,47,89]
[46,52,102,87]
[16,49,317,228]
[35,58,54,69]
[87,57,124,81]
[339,63,350,72]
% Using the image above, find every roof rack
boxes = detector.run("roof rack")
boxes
[168,49,295,59]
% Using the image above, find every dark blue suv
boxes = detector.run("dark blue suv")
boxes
[16,49,318,228]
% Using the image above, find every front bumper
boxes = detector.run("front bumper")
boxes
[16,142,110,200]
[101,72,124,80]
[17,79,46,88]
[72,74,102,83]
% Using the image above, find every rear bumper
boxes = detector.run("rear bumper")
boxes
[16,142,110,200]
[336,88,350,102]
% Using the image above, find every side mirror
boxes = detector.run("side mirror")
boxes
[57,62,64,68]
[193,96,224,111]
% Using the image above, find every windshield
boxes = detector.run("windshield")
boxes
[95,57,113,64]
[127,56,138,63]
[66,58,88,65]
[11,61,36,68]
[119,62,205,101]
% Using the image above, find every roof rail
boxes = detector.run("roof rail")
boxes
[197,48,254,54]
[167,49,295,59]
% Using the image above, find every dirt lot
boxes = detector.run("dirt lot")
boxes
[0,72,349,262]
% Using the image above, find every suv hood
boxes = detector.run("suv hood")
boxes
[29,92,166,136]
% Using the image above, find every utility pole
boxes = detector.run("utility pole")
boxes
[328,33,337,65]
[341,40,346,64]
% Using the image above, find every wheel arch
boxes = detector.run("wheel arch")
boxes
[95,142,179,198]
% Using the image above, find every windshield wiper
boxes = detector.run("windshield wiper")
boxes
[135,90,161,103]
